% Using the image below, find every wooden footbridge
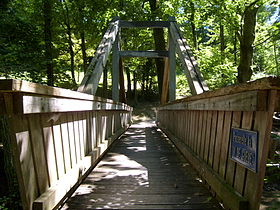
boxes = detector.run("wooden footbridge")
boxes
[0,18,279,210]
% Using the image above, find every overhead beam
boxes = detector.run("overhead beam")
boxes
[120,20,170,28]
[119,50,168,58]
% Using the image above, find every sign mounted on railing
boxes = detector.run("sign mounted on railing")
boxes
[230,128,258,173]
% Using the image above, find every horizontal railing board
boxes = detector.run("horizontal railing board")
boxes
[119,20,170,28]
[157,90,267,111]
[161,77,280,107]
[12,95,131,114]
[0,79,115,103]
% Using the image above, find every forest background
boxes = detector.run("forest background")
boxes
[0,0,279,102]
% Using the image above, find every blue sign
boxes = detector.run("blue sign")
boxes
[230,128,258,173]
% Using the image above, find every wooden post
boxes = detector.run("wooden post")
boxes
[168,17,176,102]
[119,58,127,103]
[112,31,120,102]
[161,58,169,104]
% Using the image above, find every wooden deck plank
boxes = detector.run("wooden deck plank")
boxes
[61,121,222,210]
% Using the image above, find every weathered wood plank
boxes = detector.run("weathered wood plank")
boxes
[158,90,267,112]
[62,122,221,210]
[12,115,39,210]
[73,113,82,161]
[189,111,195,150]
[234,111,253,195]
[199,111,207,157]
[100,114,107,143]
[208,111,218,167]
[41,114,59,186]
[52,117,66,179]
[13,95,131,114]
[218,111,232,178]
[196,111,203,155]
[66,114,78,165]
[225,111,242,187]
[203,111,212,162]
[119,20,170,28]
[183,111,188,145]
[60,114,72,172]
[244,90,277,210]
[27,115,50,194]
[0,79,116,103]
[81,112,88,156]
[91,112,100,148]
[161,58,169,104]
[213,111,225,172]
[161,77,279,106]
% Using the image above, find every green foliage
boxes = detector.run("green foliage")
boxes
[0,0,279,92]
[197,47,237,89]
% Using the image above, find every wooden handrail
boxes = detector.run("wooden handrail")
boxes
[0,79,132,210]
[156,77,279,210]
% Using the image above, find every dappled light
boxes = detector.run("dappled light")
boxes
[61,120,221,209]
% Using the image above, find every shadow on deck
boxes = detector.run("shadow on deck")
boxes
[60,120,222,209]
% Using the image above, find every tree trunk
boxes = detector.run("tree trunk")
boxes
[64,3,76,84]
[133,71,137,104]
[220,23,225,63]
[141,71,145,92]
[273,40,279,76]
[126,67,132,97]
[76,0,87,73]
[145,59,152,91]
[80,31,88,73]
[234,31,237,65]
[237,2,259,83]
[43,0,54,86]
[149,0,166,96]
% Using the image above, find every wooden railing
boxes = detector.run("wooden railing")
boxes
[156,77,280,210]
[0,79,132,210]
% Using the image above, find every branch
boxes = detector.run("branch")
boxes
[254,34,274,47]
